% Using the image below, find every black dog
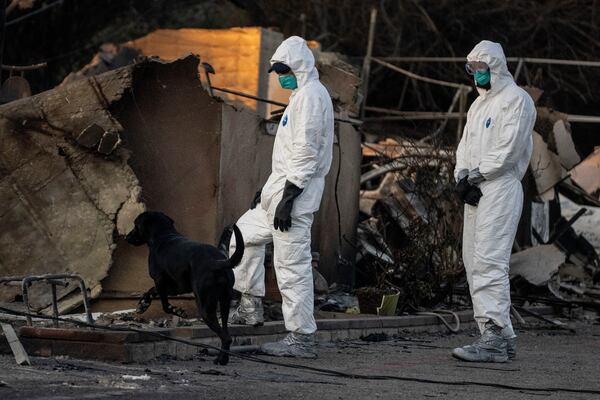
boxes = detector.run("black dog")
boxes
[125,211,244,365]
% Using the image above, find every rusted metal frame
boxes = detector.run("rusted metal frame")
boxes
[0,62,47,71]
[6,274,96,326]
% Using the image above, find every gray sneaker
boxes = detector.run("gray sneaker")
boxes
[230,294,264,326]
[261,332,317,359]
[506,337,516,360]
[452,323,508,363]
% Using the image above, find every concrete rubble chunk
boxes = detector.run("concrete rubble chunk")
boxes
[1,322,31,366]
[521,86,544,104]
[553,120,581,170]
[570,147,600,199]
[510,244,566,286]
[530,130,564,195]
[0,58,147,310]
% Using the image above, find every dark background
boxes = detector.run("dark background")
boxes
[3,0,599,151]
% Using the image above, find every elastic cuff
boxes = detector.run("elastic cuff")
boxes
[455,169,469,181]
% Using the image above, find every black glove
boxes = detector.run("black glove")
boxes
[463,186,483,206]
[455,176,483,207]
[250,189,262,209]
[274,180,303,232]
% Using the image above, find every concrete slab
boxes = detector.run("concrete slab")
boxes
[6,307,553,363]
[2,320,599,399]
[1,323,30,366]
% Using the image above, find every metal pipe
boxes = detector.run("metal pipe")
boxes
[5,0,63,27]
[360,8,378,120]
[514,58,525,81]
[211,86,362,125]
[212,86,287,107]
[76,278,94,325]
[419,86,464,143]
[0,275,26,284]
[379,56,600,67]
[363,109,600,124]
[371,57,473,90]
[0,62,47,71]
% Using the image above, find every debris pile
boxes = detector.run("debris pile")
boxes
[353,105,600,316]
[356,138,463,312]
[0,60,145,313]
[510,109,600,310]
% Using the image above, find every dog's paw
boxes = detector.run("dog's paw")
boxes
[167,305,188,319]
[136,300,150,314]
[213,353,229,366]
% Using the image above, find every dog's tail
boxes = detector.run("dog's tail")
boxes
[217,226,233,256]
[214,224,244,270]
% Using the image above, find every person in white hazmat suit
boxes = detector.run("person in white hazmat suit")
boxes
[228,36,334,358]
[452,40,536,363]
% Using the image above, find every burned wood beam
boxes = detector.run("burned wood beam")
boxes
[1,322,31,365]
[549,208,587,244]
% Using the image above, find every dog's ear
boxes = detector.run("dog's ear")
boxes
[166,215,174,225]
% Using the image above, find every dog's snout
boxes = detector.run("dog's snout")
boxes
[125,228,146,246]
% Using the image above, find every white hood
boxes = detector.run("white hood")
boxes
[467,40,513,95]
[270,36,319,89]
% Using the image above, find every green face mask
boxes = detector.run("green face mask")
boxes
[474,70,491,87]
[279,74,298,90]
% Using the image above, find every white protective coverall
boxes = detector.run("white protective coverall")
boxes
[454,40,536,338]
[230,36,334,335]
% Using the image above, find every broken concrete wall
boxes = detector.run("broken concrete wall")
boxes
[218,107,272,228]
[97,55,359,308]
[125,27,284,118]
[0,67,144,310]
[99,56,225,299]
[1,53,361,312]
